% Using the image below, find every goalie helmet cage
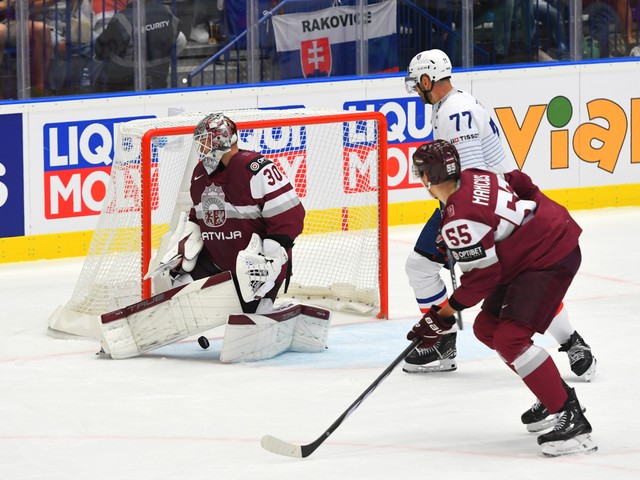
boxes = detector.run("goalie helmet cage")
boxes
[48,108,389,338]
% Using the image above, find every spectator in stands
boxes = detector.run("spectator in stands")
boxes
[0,21,6,56]
[534,0,569,60]
[0,20,7,98]
[190,0,224,44]
[89,0,127,35]
[53,1,93,48]
[1,0,54,95]
[93,0,184,92]
[491,0,535,62]
[585,0,636,58]
[36,0,93,93]
[414,0,461,66]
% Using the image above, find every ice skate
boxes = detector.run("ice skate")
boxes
[403,332,457,373]
[537,387,597,457]
[559,331,596,381]
[521,399,556,433]
[522,382,586,433]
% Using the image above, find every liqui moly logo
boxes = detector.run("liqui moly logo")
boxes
[343,119,378,193]
[344,98,432,191]
[43,116,153,219]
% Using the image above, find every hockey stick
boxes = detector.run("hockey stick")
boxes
[439,203,463,331]
[445,250,463,330]
[260,337,421,458]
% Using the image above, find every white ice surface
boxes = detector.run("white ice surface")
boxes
[1,207,639,480]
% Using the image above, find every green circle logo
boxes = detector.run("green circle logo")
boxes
[547,96,573,128]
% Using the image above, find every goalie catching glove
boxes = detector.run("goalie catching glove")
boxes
[236,233,288,302]
[149,211,203,278]
[407,305,456,348]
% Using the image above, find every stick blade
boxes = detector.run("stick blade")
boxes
[261,435,304,458]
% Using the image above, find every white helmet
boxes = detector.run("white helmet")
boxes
[194,113,238,173]
[404,49,452,94]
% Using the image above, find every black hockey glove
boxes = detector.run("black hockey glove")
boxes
[407,305,456,348]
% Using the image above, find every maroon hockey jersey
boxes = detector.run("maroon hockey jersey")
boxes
[188,150,305,272]
[443,169,582,310]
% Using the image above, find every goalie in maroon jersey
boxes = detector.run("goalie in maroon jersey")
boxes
[157,112,305,314]
[99,113,330,362]
[406,140,597,457]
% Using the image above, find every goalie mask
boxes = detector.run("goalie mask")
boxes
[194,113,238,174]
[412,140,461,188]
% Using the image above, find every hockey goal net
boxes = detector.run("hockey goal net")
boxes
[48,108,388,338]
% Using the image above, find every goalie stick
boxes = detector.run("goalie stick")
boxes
[260,337,421,458]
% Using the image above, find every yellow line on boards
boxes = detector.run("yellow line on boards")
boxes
[1,184,638,264]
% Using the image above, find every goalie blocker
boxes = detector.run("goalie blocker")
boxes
[99,271,331,362]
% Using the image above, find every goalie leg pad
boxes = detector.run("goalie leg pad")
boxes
[100,271,241,359]
[220,304,331,363]
[290,305,331,352]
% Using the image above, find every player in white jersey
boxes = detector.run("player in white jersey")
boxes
[401,50,596,389]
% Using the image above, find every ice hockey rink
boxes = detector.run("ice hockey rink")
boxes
[1,207,639,480]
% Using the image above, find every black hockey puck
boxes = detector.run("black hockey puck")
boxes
[197,336,210,349]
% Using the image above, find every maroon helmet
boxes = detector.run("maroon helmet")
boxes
[412,140,461,184]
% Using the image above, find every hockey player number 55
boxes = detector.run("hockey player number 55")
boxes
[443,224,471,247]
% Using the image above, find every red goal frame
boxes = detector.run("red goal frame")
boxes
[139,112,389,318]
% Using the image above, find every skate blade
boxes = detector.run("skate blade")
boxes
[526,416,557,433]
[541,434,598,457]
[579,358,597,382]
[402,359,457,373]
[527,406,587,433]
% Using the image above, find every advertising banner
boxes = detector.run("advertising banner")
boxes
[344,96,432,194]
[3,61,638,262]
[0,113,24,238]
[43,116,154,220]
[27,110,154,234]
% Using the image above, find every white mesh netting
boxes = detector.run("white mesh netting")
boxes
[49,108,387,337]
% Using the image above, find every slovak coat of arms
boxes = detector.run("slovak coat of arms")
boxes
[301,37,331,78]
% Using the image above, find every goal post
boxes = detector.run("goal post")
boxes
[48,108,389,338]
